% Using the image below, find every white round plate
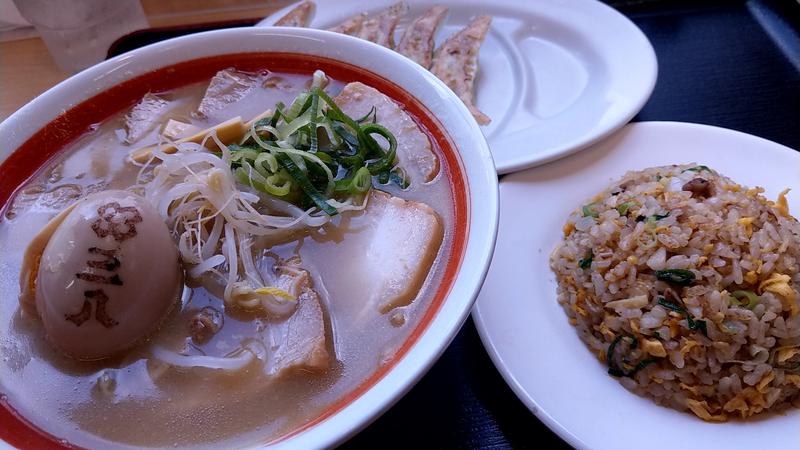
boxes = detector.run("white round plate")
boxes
[259,0,658,174]
[472,122,800,450]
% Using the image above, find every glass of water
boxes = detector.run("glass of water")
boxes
[12,0,149,73]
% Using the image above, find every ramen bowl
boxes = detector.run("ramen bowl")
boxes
[0,28,498,449]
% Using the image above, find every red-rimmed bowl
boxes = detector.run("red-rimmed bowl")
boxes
[0,28,498,449]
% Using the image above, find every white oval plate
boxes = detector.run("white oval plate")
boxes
[472,122,800,450]
[259,0,658,174]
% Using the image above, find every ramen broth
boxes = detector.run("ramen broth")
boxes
[0,71,454,448]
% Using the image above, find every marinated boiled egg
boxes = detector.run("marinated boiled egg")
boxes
[19,190,182,360]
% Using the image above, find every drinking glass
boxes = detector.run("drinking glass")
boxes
[12,0,148,73]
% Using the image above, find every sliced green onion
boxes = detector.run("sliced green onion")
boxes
[607,334,640,378]
[389,167,409,189]
[318,117,341,146]
[276,152,337,215]
[253,117,271,129]
[652,331,662,340]
[335,167,372,195]
[331,122,359,150]
[226,78,400,215]
[607,334,658,378]
[731,290,760,309]
[690,318,708,337]
[315,151,334,167]
[354,106,377,124]
[579,250,594,269]
[334,178,351,192]
[266,171,293,197]
[606,334,627,376]
[254,152,278,174]
[657,296,686,313]
[657,295,708,337]
[654,269,695,285]
[235,164,292,197]
[582,203,599,218]
[269,103,286,127]
[307,93,320,153]
[284,92,310,122]
[230,147,260,166]
[350,167,372,194]
[279,147,334,193]
[277,107,314,141]
[286,151,307,173]
[683,165,710,173]
[340,154,364,169]
[616,202,635,216]
[314,87,360,131]
[360,123,397,174]
[311,70,327,89]
[627,358,657,377]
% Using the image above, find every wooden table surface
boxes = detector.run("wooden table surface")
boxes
[0,0,291,121]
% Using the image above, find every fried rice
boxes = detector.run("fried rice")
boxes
[550,164,800,421]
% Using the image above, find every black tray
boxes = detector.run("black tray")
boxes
[108,1,800,447]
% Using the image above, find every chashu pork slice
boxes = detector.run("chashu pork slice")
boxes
[395,6,448,69]
[265,260,330,376]
[359,190,443,314]
[328,12,366,36]
[362,189,444,313]
[273,1,315,27]
[334,81,439,185]
[357,1,408,48]
[197,68,261,118]
[430,15,492,125]
[124,93,172,144]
